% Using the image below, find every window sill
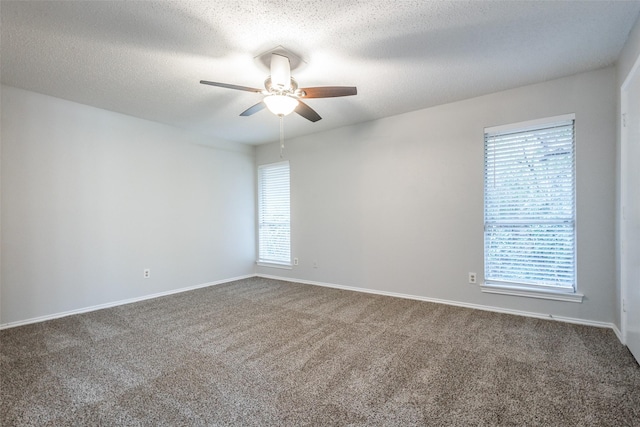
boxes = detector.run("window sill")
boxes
[480,282,583,303]
[256,261,292,270]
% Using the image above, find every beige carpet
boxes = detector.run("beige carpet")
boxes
[2,277,639,426]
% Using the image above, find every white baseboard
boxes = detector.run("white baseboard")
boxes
[0,274,254,330]
[612,324,624,344]
[257,274,621,338]
[3,273,624,346]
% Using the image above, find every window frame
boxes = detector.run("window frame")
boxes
[257,161,292,269]
[481,114,583,303]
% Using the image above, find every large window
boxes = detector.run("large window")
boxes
[258,161,291,266]
[484,115,576,295]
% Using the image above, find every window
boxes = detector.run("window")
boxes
[483,115,576,297]
[258,161,291,266]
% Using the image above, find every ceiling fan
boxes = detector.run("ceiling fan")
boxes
[200,53,357,122]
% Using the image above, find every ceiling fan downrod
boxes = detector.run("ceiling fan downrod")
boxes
[279,115,285,159]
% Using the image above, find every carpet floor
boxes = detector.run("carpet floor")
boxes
[1,277,639,426]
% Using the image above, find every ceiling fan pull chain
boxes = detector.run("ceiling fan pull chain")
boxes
[280,114,285,159]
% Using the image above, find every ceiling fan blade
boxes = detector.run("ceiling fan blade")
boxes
[295,101,322,122]
[200,80,262,93]
[299,86,357,98]
[240,102,266,117]
[270,53,291,90]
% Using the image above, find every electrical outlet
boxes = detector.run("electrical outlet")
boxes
[468,272,477,284]
[313,260,318,269]
[144,269,150,279]
[294,258,299,266]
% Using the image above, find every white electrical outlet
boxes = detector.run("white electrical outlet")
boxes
[294,258,299,266]
[468,272,477,284]
[313,260,318,269]
[144,269,150,279]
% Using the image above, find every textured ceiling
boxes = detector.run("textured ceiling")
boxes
[2,1,640,145]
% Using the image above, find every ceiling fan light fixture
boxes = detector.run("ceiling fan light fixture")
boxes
[264,95,298,116]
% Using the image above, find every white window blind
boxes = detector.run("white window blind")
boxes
[258,161,290,265]
[484,116,576,292]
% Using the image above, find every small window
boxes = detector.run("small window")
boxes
[258,161,291,266]
[484,115,576,294]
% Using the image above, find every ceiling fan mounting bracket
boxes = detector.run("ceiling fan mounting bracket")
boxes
[255,46,306,73]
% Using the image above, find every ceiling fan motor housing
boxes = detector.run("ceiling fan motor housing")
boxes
[264,77,299,96]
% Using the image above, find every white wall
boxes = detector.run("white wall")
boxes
[616,13,640,331]
[1,65,620,328]
[257,67,617,324]
[1,85,256,326]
